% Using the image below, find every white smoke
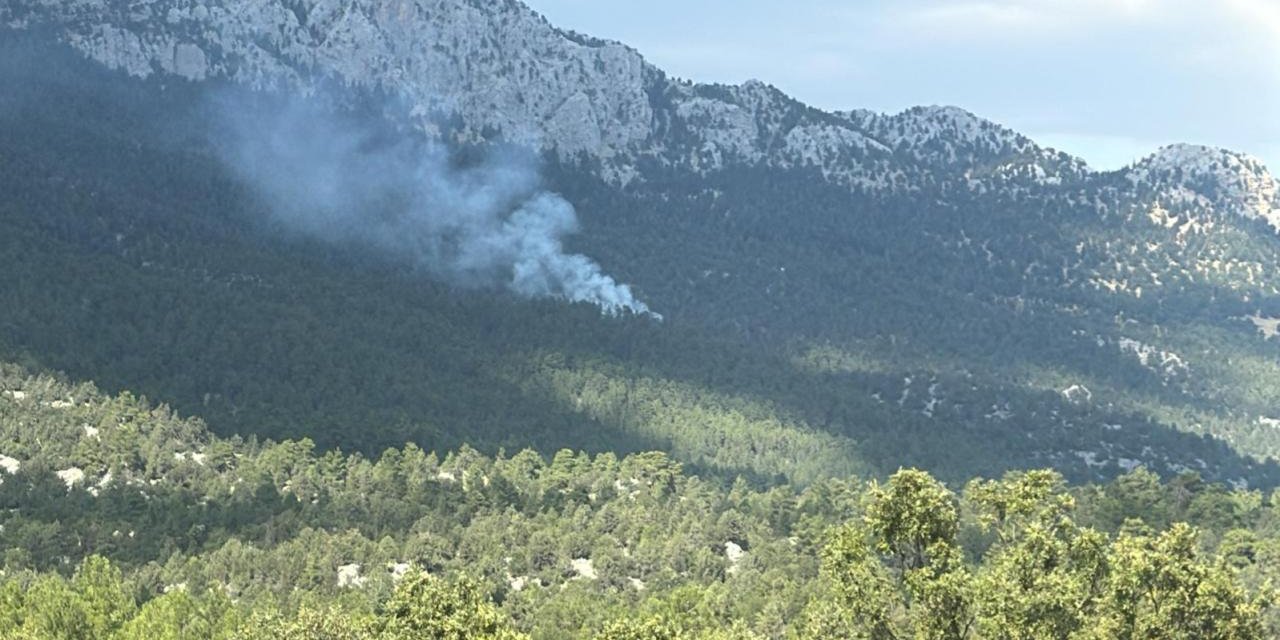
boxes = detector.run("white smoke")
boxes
[211,93,656,318]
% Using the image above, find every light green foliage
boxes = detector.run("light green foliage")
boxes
[73,555,137,638]
[966,471,1106,638]
[0,461,1276,638]
[965,470,1075,540]
[815,523,898,638]
[0,581,23,635]
[818,470,977,639]
[8,575,93,640]
[904,542,976,640]
[1083,523,1265,639]
[595,613,765,640]
[0,370,1277,638]
[972,521,1107,639]
[810,469,1269,640]
[115,589,239,640]
[864,469,960,572]
[377,571,528,640]
[596,614,684,640]
[231,606,374,640]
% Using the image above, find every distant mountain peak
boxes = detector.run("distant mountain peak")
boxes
[1127,144,1279,227]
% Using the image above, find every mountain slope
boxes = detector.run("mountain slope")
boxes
[2,3,1280,490]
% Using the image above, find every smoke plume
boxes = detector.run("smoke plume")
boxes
[210,92,656,318]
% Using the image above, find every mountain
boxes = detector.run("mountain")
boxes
[11,0,1278,220]
[5,2,1280,637]
[6,0,1277,197]
[3,0,1280,494]
[0,0,1147,193]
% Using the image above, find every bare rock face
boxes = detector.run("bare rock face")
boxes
[546,91,604,155]
[569,557,596,580]
[336,563,366,588]
[56,466,85,488]
[169,42,208,79]
[3,0,655,158]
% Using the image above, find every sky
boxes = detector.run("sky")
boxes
[527,0,1280,172]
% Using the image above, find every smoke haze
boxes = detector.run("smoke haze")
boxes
[211,93,656,318]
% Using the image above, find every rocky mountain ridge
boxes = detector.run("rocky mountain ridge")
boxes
[4,0,1275,222]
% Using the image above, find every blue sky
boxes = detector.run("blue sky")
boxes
[528,0,1279,172]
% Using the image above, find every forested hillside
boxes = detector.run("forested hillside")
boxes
[1,363,1278,638]
[2,35,1279,490]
